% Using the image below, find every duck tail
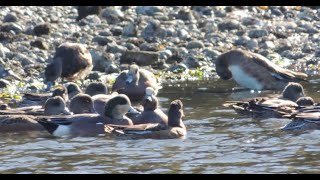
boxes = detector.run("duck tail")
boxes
[37,118,59,135]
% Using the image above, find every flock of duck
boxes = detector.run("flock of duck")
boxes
[0,43,319,140]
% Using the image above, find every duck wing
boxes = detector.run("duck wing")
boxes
[249,52,307,82]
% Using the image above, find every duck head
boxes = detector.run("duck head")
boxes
[145,87,155,102]
[105,94,136,119]
[44,57,63,91]
[85,82,108,96]
[66,82,82,99]
[126,64,140,86]
[168,100,185,127]
[44,96,71,115]
[296,96,314,106]
[52,85,68,102]
[282,82,305,102]
[215,51,234,80]
[69,94,95,114]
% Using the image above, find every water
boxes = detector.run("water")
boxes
[1,79,320,174]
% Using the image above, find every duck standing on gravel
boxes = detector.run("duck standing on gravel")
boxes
[112,64,158,101]
[215,49,308,90]
[44,43,93,91]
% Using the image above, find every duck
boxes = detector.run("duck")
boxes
[0,115,45,133]
[223,82,307,118]
[112,64,158,101]
[129,87,168,125]
[69,94,95,114]
[65,82,82,100]
[296,96,316,106]
[0,96,72,133]
[215,49,308,90]
[91,92,118,117]
[44,96,72,115]
[85,82,108,96]
[37,94,135,137]
[281,108,320,132]
[44,43,93,90]
[104,99,186,139]
[22,85,69,105]
[0,96,71,116]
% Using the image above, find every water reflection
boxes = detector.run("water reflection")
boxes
[1,79,320,173]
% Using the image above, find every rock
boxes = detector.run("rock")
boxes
[261,41,276,49]
[248,29,269,38]
[15,53,34,66]
[106,42,127,54]
[186,41,205,49]
[3,13,17,22]
[87,71,102,80]
[302,44,313,53]
[159,49,172,60]
[176,9,195,21]
[1,23,23,34]
[281,50,305,60]
[234,36,251,46]
[73,32,81,38]
[0,43,7,59]
[177,29,190,40]
[139,42,163,52]
[122,22,137,37]
[166,51,184,64]
[90,50,113,72]
[218,20,240,31]
[110,26,123,36]
[186,56,201,68]
[0,79,11,88]
[246,39,258,50]
[203,49,221,60]
[315,49,320,57]
[136,6,163,16]
[101,7,124,24]
[168,62,188,73]
[30,39,48,50]
[105,64,120,74]
[33,23,50,36]
[92,36,111,46]
[98,30,112,37]
[271,8,283,16]
[0,32,14,42]
[120,50,159,66]
[124,43,139,51]
[80,15,101,25]
[141,20,167,42]
[76,6,103,21]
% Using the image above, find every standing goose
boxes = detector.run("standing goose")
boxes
[112,64,158,101]
[44,43,93,90]
[215,49,308,90]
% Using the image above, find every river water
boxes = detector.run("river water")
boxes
[1,79,320,173]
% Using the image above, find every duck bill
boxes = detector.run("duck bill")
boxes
[62,108,72,115]
[128,106,140,114]
[146,95,153,102]
[125,75,133,85]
